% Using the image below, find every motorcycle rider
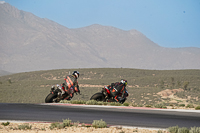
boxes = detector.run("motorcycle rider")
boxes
[108,79,128,103]
[59,71,80,100]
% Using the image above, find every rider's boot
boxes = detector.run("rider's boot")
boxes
[57,91,62,102]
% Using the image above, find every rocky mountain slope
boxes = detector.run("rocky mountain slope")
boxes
[0,3,200,73]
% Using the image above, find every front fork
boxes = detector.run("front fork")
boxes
[50,85,62,102]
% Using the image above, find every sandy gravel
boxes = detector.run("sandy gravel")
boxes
[0,122,167,133]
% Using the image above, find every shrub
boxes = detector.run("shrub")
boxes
[97,101,104,105]
[145,105,152,108]
[102,102,108,105]
[133,129,138,132]
[162,106,167,109]
[81,123,86,127]
[18,124,32,130]
[177,127,189,133]
[73,121,80,127]
[92,119,107,128]
[179,104,185,107]
[186,104,194,108]
[8,79,12,84]
[190,127,200,133]
[167,125,179,133]
[56,123,65,129]
[109,102,116,106]
[132,104,138,107]
[49,122,63,130]
[195,106,200,110]
[86,100,98,105]
[60,100,86,104]
[123,102,129,106]
[70,100,86,104]
[154,103,165,108]
[63,118,72,127]
[157,130,164,133]
[60,100,70,103]
[85,124,92,127]
[1,122,10,126]
[113,102,122,106]
[49,119,73,129]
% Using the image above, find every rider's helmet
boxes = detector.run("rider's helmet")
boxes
[72,71,79,79]
[120,79,127,86]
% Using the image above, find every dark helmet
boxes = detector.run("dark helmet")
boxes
[120,79,127,86]
[72,71,79,78]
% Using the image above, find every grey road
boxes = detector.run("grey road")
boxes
[0,103,200,128]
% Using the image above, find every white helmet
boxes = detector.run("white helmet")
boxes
[72,71,79,78]
[120,79,127,86]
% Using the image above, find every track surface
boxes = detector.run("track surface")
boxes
[0,103,200,128]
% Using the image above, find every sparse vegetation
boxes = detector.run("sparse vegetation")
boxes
[85,100,98,105]
[0,68,199,107]
[123,102,129,106]
[1,122,10,126]
[62,118,72,127]
[145,105,152,108]
[49,122,63,130]
[154,103,167,108]
[167,126,200,133]
[186,104,194,108]
[190,127,200,133]
[178,104,185,107]
[183,81,190,91]
[167,125,179,133]
[92,119,107,128]
[1,121,200,133]
[157,130,164,133]
[18,124,32,130]
[60,100,86,104]
[48,118,108,130]
[177,127,189,133]
[8,79,12,84]
[195,105,200,110]
[49,118,72,129]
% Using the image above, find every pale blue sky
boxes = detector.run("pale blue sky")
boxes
[2,0,200,48]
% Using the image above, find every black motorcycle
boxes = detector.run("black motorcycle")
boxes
[90,86,128,103]
[45,84,76,103]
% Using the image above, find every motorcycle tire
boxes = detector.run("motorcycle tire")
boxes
[45,93,57,103]
[90,92,105,101]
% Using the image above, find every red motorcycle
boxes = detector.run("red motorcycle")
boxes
[45,84,77,103]
[90,86,128,103]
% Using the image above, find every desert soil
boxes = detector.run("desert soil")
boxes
[0,122,167,133]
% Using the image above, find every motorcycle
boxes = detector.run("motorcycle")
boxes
[90,86,128,104]
[45,84,77,103]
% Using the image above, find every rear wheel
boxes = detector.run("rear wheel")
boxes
[45,93,57,103]
[90,93,105,101]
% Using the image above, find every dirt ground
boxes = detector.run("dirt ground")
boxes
[0,122,167,133]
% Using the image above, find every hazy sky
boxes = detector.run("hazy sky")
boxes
[2,0,200,48]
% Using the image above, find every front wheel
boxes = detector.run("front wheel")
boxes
[90,92,105,101]
[45,93,57,103]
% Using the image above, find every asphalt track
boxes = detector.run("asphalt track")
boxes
[0,103,200,128]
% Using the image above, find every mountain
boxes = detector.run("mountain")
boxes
[0,70,12,76]
[0,3,200,73]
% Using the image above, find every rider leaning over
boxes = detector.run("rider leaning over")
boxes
[59,71,80,100]
[107,79,128,103]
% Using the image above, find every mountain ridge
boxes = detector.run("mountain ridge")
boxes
[0,3,200,73]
